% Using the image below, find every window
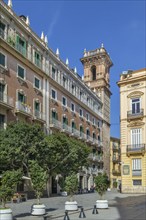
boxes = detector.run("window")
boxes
[71,103,75,112]
[91,66,96,80]
[0,22,5,39]
[62,97,67,106]
[18,92,25,103]
[131,128,142,146]
[0,114,5,129]
[80,125,84,136]
[63,76,66,88]
[0,83,5,101]
[131,98,140,114]
[0,52,6,67]
[34,51,41,67]
[16,35,26,56]
[79,108,83,117]
[92,117,95,125]
[132,159,142,176]
[34,101,40,111]
[17,65,25,79]
[86,129,90,138]
[34,101,40,117]
[86,113,89,121]
[34,77,41,89]
[72,84,75,95]
[133,180,142,186]
[52,67,56,79]
[51,89,56,100]
[93,133,96,140]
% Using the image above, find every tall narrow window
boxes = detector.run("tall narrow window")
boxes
[51,89,56,100]
[18,92,25,103]
[132,159,141,176]
[131,98,140,114]
[0,83,5,101]
[0,22,5,39]
[16,35,26,56]
[34,77,41,89]
[17,65,25,79]
[52,67,56,79]
[34,51,41,67]
[91,66,96,80]
[131,128,142,147]
[0,52,6,67]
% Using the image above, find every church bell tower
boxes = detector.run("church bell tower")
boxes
[80,44,113,176]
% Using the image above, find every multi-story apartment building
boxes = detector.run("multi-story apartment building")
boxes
[118,68,146,193]
[110,137,121,189]
[0,0,113,195]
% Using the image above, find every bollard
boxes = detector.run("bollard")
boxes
[79,207,86,218]
[64,210,70,220]
[92,205,98,214]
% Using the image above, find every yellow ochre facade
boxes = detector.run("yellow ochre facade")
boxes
[118,68,146,193]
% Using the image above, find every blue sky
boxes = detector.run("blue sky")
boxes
[5,0,146,138]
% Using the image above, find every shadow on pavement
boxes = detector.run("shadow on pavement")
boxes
[110,195,146,220]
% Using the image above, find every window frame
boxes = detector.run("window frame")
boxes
[34,76,41,90]
[62,96,67,107]
[71,102,75,112]
[0,51,7,68]
[17,64,26,80]
[51,89,57,100]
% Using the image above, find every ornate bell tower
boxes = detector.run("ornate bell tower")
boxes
[80,44,113,176]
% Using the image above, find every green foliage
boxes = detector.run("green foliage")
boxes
[29,161,48,204]
[64,173,78,201]
[45,133,90,176]
[0,170,22,208]
[0,121,48,174]
[94,173,110,199]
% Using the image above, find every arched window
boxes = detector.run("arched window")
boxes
[91,66,96,81]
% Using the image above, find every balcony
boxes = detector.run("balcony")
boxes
[33,110,46,123]
[0,92,14,109]
[15,101,32,117]
[88,154,103,163]
[127,144,146,155]
[132,170,142,176]
[50,118,62,130]
[127,109,144,120]
[70,128,80,138]
[113,144,120,151]
[112,169,121,176]
[112,156,120,163]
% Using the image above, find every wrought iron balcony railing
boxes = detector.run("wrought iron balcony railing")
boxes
[0,92,14,108]
[132,170,142,176]
[127,109,144,119]
[127,144,146,154]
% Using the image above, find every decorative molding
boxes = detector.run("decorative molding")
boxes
[127,91,144,98]
[127,120,145,127]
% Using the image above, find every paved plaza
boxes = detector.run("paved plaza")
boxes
[7,190,146,220]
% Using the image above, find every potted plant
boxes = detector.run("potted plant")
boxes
[29,160,48,216]
[0,170,22,220]
[64,173,78,211]
[94,173,110,209]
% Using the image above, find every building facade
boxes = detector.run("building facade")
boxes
[0,0,113,195]
[118,68,146,193]
[110,137,121,189]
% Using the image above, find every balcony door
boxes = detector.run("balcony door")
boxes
[131,98,140,114]
[0,83,5,101]
[131,128,142,148]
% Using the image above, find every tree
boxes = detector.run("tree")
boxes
[45,133,90,177]
[94,173,110,199]
[0,170,22,208]
[29,161,48,205]
[0,121,48,175]
[64,173,78,201]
